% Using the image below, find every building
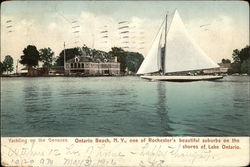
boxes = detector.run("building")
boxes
[21,67,49,76]
[49,66,65,75]
[218,63,231,73]
[20,66,64,76]
[65,56,120,75]
[203,63,231,74]
[203,68,221,74]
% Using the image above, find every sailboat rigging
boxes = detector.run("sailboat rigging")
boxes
[137,9,223,81]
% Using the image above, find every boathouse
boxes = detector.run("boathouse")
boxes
[65,55,120,75]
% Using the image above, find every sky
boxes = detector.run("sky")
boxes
[1,1,249,71]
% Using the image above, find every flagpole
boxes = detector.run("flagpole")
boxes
[16,59,19,75]
[64,42,66,70]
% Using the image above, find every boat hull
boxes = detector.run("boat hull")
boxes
[140,75,223,82]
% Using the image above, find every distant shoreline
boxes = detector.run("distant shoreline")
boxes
[0,74,137,78]
[0,74,249,78]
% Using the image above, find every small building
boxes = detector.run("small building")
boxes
[203,63,231,74]
[218,63,231,73]
[20,67,28,76]
[49,66,65,75]
[65,56,120,75]
[203,68,221,74]
[21,67,48,76]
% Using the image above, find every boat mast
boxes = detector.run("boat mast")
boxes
[161,12,168,75]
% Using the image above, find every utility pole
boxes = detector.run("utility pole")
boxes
[64,42,66,70]
[16,59,19,75]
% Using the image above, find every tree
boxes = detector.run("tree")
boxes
[125,51,144,73]
[109,47,126,73]
[232,49,241,64]
[39,47,54,68]
[55,47,81,66]
[231,45,250,74]
[241,57,250,74]
[0,61,6,75]
[3,55,14,74]
[233,45,249,64]
[20,45,40,69]
[221,58,231,64]
[109,47,144,73]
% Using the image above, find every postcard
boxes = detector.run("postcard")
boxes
[1,1,249,166]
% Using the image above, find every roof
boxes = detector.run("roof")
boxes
[67,56,94,63]
[66,56,117,63]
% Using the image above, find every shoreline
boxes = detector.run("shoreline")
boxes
[0,74,249,78]
[0,74,137,78]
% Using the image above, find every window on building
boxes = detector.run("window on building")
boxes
[71,63,74,68]
[74,63,77,68]
[104,70,109,74]
[78,63,81,68]
[81,63,84,68]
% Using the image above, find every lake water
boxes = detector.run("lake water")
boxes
[1,76,249,137]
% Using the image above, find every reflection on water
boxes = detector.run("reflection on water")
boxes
[23,81,57,135]
[1,76,249,136]
[156,82,173,136]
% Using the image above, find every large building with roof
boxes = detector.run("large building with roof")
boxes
[65,55,120,75]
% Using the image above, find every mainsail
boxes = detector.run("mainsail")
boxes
[164,10,218,73]
[136,21,164,74]
[137,9,218,75]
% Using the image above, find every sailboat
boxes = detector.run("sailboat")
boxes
[137,10,223,81]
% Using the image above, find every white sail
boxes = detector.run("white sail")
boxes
[136,22,164,74]
[164,10,218,73]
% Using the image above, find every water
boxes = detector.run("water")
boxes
[1,76,249,137]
